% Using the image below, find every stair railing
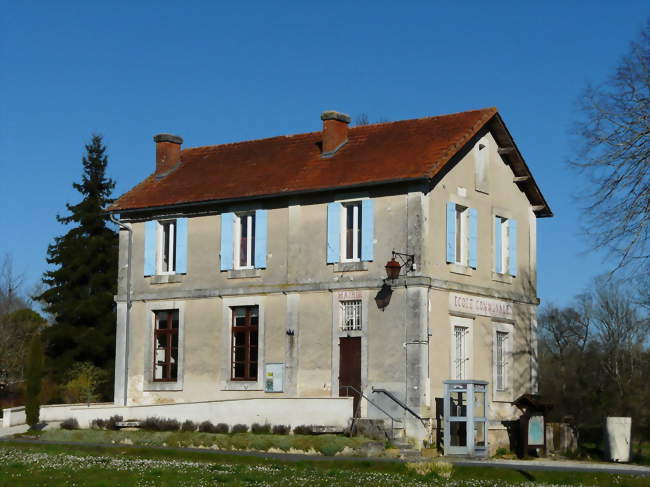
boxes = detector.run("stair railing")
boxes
[371,387,427,427]
[340,385,401,441]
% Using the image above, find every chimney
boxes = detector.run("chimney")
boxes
[153,133,183,175]
[320,110,351,156]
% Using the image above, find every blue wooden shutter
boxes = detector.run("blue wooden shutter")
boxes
[469,208,478,269]
[446,202,456,263]
[509,219,518,276]
[175,218,188,274]
[361,199,374,261]
[220,212,235,271]
[144,220,157,276]
[254,209,267,269]
[494,216,502,273]
[327,202,341,263]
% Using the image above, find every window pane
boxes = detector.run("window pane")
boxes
[451,391,467,417]
[474,391,485,418]
[249,363,257,379]
[234,363,245,378]
[474,421,486,447]
[234,346,246,361]
[233,332,246,347]
[250,346,258,363]
[450,421,467,447]
[171,310,179,329]
[250,331,258,346]
[346,205,354,259]
[356,205,362,258]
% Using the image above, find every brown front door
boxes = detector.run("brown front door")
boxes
[339,337,362,417]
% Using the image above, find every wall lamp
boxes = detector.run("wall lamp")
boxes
[384,251,416,280]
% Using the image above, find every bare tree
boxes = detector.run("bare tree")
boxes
[0,253,27,316]
[570,20,650,274]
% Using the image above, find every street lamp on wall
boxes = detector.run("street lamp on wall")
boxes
[384,251,416,280]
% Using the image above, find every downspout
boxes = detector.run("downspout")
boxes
[110,213,132,406]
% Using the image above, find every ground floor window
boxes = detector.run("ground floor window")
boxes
[495,331,509,391]
[231,305,259,380]
[340,299,362,331]
[153,309,179,381]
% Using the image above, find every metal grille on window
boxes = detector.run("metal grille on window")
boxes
[496,331,508,390]
[454,326,468,379]
[341,300,361,331]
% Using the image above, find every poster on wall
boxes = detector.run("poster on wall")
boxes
[264,363,283,393]
[528,414,545,446]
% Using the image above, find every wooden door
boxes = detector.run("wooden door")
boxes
[339,337,362,417]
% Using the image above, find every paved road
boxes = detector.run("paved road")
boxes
[1,436,649,476]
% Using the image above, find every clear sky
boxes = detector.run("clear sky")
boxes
[1,1,647,306]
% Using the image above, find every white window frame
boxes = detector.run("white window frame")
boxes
[340,201,362,262]
[495,216,510,274]
[450,316,472,380]
[340,299,362,331]
[492,321,514,399]
[233,212,255,270]
[156,220,176,275]
[455,205,469,266]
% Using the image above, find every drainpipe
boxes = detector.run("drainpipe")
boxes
[109,213,132,406]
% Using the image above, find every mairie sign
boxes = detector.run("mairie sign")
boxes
[449,292,513,320]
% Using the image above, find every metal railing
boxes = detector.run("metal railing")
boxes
[340,385,402,440]
[371,387,427,426]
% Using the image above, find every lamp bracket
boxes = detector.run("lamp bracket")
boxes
[391,250,415,273]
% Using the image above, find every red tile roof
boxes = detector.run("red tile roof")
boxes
[110,107,550,216]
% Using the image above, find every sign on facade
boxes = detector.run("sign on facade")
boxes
[264,363,283,393]
[449,292,513,320]
[528,414,545,446]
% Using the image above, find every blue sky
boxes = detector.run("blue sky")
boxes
[1,1,647,306]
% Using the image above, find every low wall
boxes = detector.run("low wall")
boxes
[3,397,353,430]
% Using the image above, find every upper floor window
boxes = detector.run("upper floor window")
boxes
[158,220,176,274]
[494,216,518,276]
[340,299,361,331]
[327,199,374,264]
[231,305,259,381]
[234,212,255,269]
[153,309,179,381]
[220,210,267,272]
[446,203,477,268]
[342,202,362,262]
[144,218,188,276]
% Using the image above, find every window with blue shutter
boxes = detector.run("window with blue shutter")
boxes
[144,220,157,276]
[254,210,267,269]
[361,199,374,261]
[494,216,503,273]
[446,202,456,264]
[327,202,341,263]
[468,208,478,269]
[220,212,235,271]
[508,219,517,276]
[175,218,188,274]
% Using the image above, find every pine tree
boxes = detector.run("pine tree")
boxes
[37,135,118,399]
[25,333,43,429]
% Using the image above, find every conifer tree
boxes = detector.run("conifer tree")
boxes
[37,135,118,399]
[25,333,43,429]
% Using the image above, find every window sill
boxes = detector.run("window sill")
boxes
[448,263,474,276]
[491,272,513,284]
[143,380,183,392]
[333,261,368,272]
[220,380,263,391]
[227,268,262,279]
[150,274,185,284]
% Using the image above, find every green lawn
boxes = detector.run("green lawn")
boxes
[1,441,648,487]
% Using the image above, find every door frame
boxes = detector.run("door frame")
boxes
[331,290,368,416]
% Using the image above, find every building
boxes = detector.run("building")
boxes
[108,108,551,454]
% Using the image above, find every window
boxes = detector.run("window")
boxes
[341,300,361,331]
[494,216,517,275]
[234,213,255,269]
[231,306,259,381]
[453,325,469,379]
[475,139,489,194]
[153,310,179,381]
[446,203,477,268]
[454,205,469,265]
[341,202,362,261]
[495,331,509,391]
[157,220,176,274]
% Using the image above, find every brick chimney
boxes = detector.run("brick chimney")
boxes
[320,110,351,156]
[153,133,183,175]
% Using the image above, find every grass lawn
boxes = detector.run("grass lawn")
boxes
[35,429,376,456]
[1,441,648,487]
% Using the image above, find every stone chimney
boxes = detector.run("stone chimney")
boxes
[153,133,183,175]
[320,111,351,156]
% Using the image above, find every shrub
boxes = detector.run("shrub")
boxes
[293,425,314,435]
[181,420,197,432]
[106,415,123,431]
[215,423,229,434]
[406,460,453,479]
[62,362,107,404]
[251,423,271,434]
[198,421,218,433]
[231,423,249,434]
[60,418,79,430]
[141,417,180,432]
[272,424,290,435]
[91,418,106,429]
